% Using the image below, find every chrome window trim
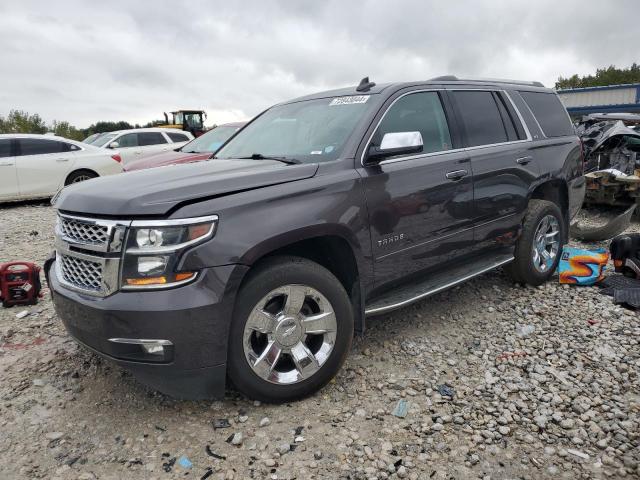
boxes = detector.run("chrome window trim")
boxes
[360,88,534,167]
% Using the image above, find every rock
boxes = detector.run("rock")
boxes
[259,417,270,427]
[45,432,64,441]
[238,415,248,423]
[397,465,408,478]
[560,419,575,429]
[277,443,290,455]
[264,459,276,467]
[32,379,45,387]
[534,415,548,429]
[230,432,243,446]
[498,426,510,435]
[314,451,323,460]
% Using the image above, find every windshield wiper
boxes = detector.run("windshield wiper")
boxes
[238,153,301,165]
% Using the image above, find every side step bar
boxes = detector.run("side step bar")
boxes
[365,255,514,316]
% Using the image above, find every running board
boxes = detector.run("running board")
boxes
[365,255,514,316]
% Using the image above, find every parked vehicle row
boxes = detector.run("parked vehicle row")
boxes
[85,128,193,167]
[125,122,245,171]
[47,76,584,403]
[0,134,123,202]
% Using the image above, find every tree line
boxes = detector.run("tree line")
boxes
[0,110,164,141]
[556,63,640,90]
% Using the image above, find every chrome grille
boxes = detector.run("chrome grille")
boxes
[59,217,109,246]
[59,254,103,293]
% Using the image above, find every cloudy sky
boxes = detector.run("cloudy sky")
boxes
[0,0,637,128]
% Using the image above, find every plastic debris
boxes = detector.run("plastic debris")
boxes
[391,399,409,418]
[496,351,528,361]
[200,468,213,480]
[15,310,30,319]
[567,449,590,460]
[436,384,454,398]
[177,455,192,469]
[558,246,609,285]
[205,445,226,460]
[212,418,231,429]
[515,324,535,337]
[613,288,640,309]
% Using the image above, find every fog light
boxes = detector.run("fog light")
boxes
[142,343,164,355]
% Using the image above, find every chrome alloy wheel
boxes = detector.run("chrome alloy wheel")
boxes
[532,214,560,273]
[71,174,92,183]
[242,284,337,385]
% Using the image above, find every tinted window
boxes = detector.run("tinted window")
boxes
[167,132,189,142]
[453,91,508,146]
[494,93,519,141]
[138,132,167,146]
[519,91,573,137]
[17,138,67,156]
[117,133,138,148]
[373,91,452,155]
[0,139,11,158]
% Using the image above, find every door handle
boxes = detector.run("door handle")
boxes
[445,169,468,180]
[55,158,69,162]
[516,156,532,165]
[0,162,14,166]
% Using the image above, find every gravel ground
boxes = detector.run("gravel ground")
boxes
[0,202,639,480]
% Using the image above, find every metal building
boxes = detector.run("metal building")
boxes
[557,83,640,116]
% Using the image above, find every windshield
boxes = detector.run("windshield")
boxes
[92,133,118,147]
[181,126,240,153]
[83,133,100,144]
[215,96,374,163]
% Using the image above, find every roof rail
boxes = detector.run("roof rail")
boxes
[429,75,544,88]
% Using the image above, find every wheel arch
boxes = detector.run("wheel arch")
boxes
[237,227,366,335]
[64,168,99,186]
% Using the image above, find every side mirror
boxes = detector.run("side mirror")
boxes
[367,131,423,162]
[108,141,119,149]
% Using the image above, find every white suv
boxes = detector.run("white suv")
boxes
[90,128,194,166]
[0,134,123,202]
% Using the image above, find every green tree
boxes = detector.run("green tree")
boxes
[0,110,47,134]
[556,63,640,89]
[51,120,83,141]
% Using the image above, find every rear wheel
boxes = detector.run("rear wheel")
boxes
[65,170,97,185]
[227,256,353,403]
[507,199,565,285]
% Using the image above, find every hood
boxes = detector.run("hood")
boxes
[55,159,319,217]
[124,150,211,171]
[578,120,640,158]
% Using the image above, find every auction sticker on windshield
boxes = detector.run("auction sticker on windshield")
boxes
[329,95,370,106]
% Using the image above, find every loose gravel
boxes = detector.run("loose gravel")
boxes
[0,202,638,479]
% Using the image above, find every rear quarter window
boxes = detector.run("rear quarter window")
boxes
[138,132,168,146]
[167,132,189,142]
[519,91,574,137]
[0,139,11,158]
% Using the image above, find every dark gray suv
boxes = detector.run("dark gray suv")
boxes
[46,76,584,402]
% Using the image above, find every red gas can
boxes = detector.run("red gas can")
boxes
[0,262,42,307]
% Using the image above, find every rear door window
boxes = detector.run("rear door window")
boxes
[16,138,67,156]
[167,132,189,142]
[451,91,508,147]
[116,133,138,148]
[373,91,452,156]
[519,91,574,137]
[138,132,168,146]
[0,139,12,158]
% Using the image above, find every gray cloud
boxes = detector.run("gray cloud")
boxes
[0,0,637,127]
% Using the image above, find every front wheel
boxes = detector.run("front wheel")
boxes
[227,256,353,403]
[507,199,565,286]
[65,169,98,185]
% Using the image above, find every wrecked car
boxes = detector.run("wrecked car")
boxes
[46,76,583,402]
[579,117,640,210]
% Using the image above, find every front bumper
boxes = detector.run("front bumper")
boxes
[47,258,247,399]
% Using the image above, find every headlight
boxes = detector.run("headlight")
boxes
[121,215,217,289]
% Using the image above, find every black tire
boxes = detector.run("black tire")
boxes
[65,170,98,186]
[507,199,566,286]
[227,256,353,403]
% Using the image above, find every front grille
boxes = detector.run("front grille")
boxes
[59,254,103,293]
[59,217,109,246]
